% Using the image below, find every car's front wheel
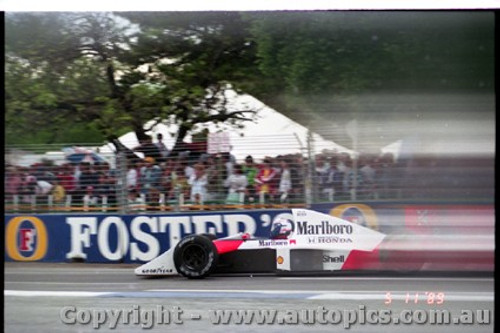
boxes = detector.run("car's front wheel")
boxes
[173,235,219,279]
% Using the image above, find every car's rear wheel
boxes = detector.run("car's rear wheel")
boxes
[173,235,219,279]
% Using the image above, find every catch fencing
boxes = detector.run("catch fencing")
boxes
[4,134,494,214]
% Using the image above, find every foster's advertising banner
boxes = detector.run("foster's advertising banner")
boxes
[4,210,290,263]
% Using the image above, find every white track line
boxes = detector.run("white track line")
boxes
[6,289,492,302]
[5,269,133,275]
[308,292,494,302]
[5,290,111,297]
[147,289,325,294]
[5,281,135,285]
[146,289,494,301]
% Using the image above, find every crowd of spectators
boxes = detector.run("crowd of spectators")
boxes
[123,151,309,208]
[4,161,119,209]
[313,151,401,201]
[5,143,405,212]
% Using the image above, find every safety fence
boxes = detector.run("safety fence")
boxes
[4,137,494,214]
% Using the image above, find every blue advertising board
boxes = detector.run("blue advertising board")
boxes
[4,210,292,263]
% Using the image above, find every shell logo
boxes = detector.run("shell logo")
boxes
[276,256,284,265]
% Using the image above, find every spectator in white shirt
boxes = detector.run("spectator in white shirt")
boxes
[278,158,292,202]
[188,163,208,204]
[224,164,248,204]
[126,162,139,190]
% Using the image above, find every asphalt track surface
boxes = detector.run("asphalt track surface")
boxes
[5,262,494,333]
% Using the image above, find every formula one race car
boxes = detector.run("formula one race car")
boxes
[135,209,387,279]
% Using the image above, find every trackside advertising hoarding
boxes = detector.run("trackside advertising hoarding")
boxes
[5,203,494,263]
[5,210,291,263]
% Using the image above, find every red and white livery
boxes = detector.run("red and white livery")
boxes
[135,209,386,278]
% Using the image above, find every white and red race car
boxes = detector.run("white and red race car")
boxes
[135,209,387,279]
[134,208,493,279]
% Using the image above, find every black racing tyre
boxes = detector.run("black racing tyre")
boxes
[173,235,219,279]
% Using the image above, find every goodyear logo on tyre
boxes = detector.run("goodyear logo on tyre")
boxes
[5,216,48,261]
[330,204,379,230]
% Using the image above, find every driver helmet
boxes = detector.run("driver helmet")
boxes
[270,217,294,239]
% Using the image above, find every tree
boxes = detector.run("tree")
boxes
[6,11,494,152]
[5,13,109,144]
[5,12,260,153]
[245,11,495,148]
[116,12,261,152]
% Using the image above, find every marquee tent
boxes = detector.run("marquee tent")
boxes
[100,92,355,162]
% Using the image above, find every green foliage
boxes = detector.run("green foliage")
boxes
[249,11,494,95]
[5,11,494,149]
[244,11,494,130]
[5,12,260,148]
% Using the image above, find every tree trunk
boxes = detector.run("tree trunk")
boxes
[106,135,141,164]
[170,124,190,156]
[134,127,150,144]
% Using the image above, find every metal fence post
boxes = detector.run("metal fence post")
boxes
[305,129,314,206]
[346,119,359,201]
[115,151,129,263]
[116,151,128,215]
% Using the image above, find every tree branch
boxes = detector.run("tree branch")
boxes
[196,110,256,124]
